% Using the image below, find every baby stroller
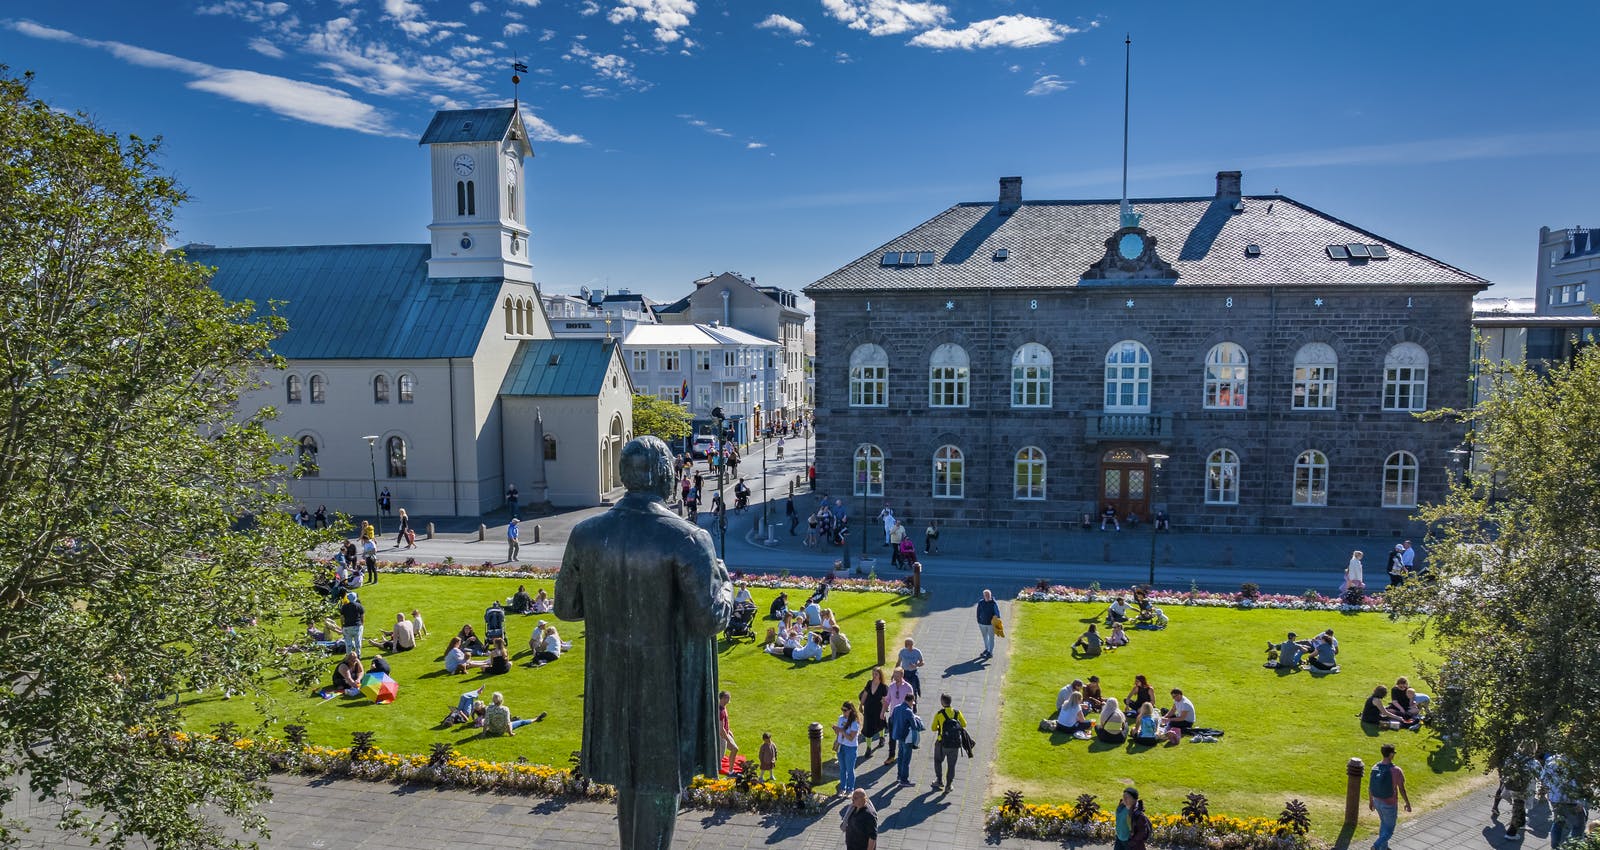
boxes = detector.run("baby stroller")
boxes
[724,602,758,641]
[1133,601,1169,630]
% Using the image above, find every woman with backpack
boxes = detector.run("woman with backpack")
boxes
[1114,787,1153,850]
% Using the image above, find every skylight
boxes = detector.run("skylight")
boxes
[919,252,936,265]
[1368,245,1390,259]
[881,252,900,266]
[1326,245,1350,260]
[1346,243,1372,259]
[993,248,1009,261]
[1245,244,1262,257]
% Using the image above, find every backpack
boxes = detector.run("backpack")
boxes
[1370,762,1395,799]
[938,709,965,748]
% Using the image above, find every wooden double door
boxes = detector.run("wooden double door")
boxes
[1099,447,1151,522]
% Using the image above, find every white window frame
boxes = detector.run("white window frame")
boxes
[695,350,712,371]
[933,444,964,499]
[1205,448,1240,505]
[1291,343,1338,410]
[286,375,303,404]
[1014,446,1046,500]
[1382,451,1419,508]
[631,350,648,371]
[309,374,327,404]
[1103,340,1152,413]
[1293,449,1328,506]
[849,344,888,408]
[1203,342,1248,409]
[1382,343,1429,412]
[662,350,681,372]
[722,385,739,404]
[1011,343,1052,408]
[854,444,884,497]
[928,343,970,408]
[397,373,414,404]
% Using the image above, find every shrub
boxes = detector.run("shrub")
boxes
[1277,799,1311,836]
[1239,582,1261,601]
[1181,792,1209,823]
[1342,582,1366,605]
[1301,588,1322,606]
[1070,793,1101,824]
[1002,789,1026,816]
[786,767,815,807]
[428,742,455,769]
[282,724,308,748]
[210,721,240,743]
[349,731,377,760]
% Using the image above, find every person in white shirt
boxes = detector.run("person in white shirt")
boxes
[733,583,753,607]
[1107,597,1131,623]
[1165,689,1196,732]
[792,632,824,662]
[411,608,427,638]
[803,600,823,627]
[532,625,563,665]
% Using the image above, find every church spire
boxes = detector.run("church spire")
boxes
[1120,34,1140,229]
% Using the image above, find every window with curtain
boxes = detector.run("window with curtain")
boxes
[928,343,970,408]
[1204,343,1248,409]
[1011,343,1052,408]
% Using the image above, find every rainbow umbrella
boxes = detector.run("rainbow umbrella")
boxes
[360,672,399,704]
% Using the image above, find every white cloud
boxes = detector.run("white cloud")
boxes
[565,42,647,89]
[248,37,286,58]
[795,38,813,46]
[579,0,600,14]
[469,1,488,12]
[1006,63,1019,73]
[607,0,695,43]
[910,14,1077,49]
[834,51,852,63]
[821,0,948,36]
[1078,55,1087,66]
[195,0,290,21]
[1025,74,1069,96]
[746,141,766,149]
[519,112,586,144]
[540,28,557,41]
[7,20,399,136]
[757,14,806,35]
[508,0,541,5]
[504,22,528,36]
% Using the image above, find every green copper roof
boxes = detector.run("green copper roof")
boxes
[185,244,502,360]
[501,339,619,396]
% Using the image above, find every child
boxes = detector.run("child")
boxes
[1107,622,1129,649]
[758,732,778,782]
[411,608,427,638]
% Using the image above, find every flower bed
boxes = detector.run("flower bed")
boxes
[985,802,1311,849]
[1017,584,1385,613]
[333,558,913,595]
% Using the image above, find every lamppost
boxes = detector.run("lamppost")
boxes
[762,433,776,544]
[712,408,727,558]
[1146,452,1170,587]
[363,435,383,537]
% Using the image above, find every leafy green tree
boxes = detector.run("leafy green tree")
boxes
[0,70,323,848]
[632,392,692,443]
[1393,342,1600,793]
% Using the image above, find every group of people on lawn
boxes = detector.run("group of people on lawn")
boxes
[761,584,851,662]
[1046,674,1198,746]
[443,593,569,675]
[1265,629,1343,672]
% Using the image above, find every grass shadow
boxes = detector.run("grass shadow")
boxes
[1087,739,1123,753]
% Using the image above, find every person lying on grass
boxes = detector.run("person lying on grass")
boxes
[444,636,490,675]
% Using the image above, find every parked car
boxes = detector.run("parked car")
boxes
[691,435,716,459]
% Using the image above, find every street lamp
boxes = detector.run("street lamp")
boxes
[712,408,727,558]
[1146,452,1170,587]
[363,435,383,538]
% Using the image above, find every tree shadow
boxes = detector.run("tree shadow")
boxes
[1427,740,1464,773]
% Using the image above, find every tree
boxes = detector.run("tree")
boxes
[0,70,323,848]
[1392,342,1600,793]
[632,392,693,444]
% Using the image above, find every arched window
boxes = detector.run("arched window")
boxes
[515,299,526,335]
[1204,342,1248,409]
[933,445,964,499]
[386,436,408,478]
[397,374,414,403]
[507,184,516,220]
[309,374,326,404]
[373,374,390,404]
[504,297,515,334]
[1292,343,1337,410]
[286,375,303,404]
[848,344,888,408]
[1383,343,1429,412]
[853,444,884,497]
[1293,449,1328,506]
[1014,446,1046,500]
[1383,451,1419,508]
[1205,448,1239,505]
[1011,343,1052,408]
[466,180,476,215]
[928,343,970,408]
[543,434,558,461]
[456,181,467,216]
[296,435,319,477]
[1103,340,1152,412]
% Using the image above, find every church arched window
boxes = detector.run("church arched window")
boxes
[457,181,467,216]
[466,181,476,215]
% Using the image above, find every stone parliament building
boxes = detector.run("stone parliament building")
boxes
[806,172,1487,537]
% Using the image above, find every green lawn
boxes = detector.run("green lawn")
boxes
[995,602,1478,839]
[184,574,917,787]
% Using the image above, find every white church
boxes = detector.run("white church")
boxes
[188,106,633,518]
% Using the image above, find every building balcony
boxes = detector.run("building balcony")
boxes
[1085,412,1173,442]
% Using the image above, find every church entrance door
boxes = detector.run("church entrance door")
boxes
[1099,447,1150,523]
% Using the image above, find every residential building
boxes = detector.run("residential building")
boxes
[806,171,1487,536]
[1535,226,1600,315]
[657,271,809,429]
[541,288,655,340]
[620,323,780,442]
[190,105,632,517]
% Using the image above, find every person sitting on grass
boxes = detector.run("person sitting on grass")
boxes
[791,630,824,662]
[1107,622,1130,650]
[532,625,563,666]
[1083,676,1106,713]
[1307,634,1340,672]
[1097,697,1128,744]
[486,637,511,675]
[1164,689,1196,733]
[1126,675,1155,717]
[509,585,534,614]
[1130,703,1165,746]
[530,588,552,614]
[411,608,427,638]
[369,612,416,653]
[765,627,801,659]
[1072,624,1104,657]
[1107,596,1132,624]
[483,691,544,737]
[828,625,852,658]
[444,636,490,675]
[802,597,823,627]
[1055,679,1084,716]
[317,652,363,699]
[1050,691,1091,738]
[769,592,791,620]
[1361,685,1413,729]
[1266,632,1307,669]
[1388,677,1428,721]
[457,624,486,655]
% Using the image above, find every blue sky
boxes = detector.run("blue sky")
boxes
[5,1,1598,301]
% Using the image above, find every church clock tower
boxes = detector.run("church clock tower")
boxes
[418,106,535,282]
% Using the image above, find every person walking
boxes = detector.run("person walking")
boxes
[361,535,378,584]
[976,589,999,659]
[896,638,925,696]
[1114,787,1153,850]
[929,693,966,793]
[507,517,521,563]
[883,668,914,766]
[787,496,799,535]
[924,520,939,555]
[887,693,917,786]
[394,507,412,549]
[1545,754,1589,848]
[840,788,878,850]
[1385,544,1407,588]
[1343,550,1366,594]
[1369,743,1411,850]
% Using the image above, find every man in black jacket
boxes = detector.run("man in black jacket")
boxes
[976,590,999,659]
[842,788,878,850]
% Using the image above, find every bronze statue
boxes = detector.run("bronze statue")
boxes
[556,436,733,850]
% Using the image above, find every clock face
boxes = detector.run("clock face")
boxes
[1118,232,1146,261]
[453,154,475,177]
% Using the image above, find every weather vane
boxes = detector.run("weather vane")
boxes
[512,56,528,107]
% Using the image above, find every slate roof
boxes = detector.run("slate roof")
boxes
[500,339,620,396]
[185,244,502,360]
[419,107,516,145]
[806,195,1487,293]
[655,296,691,314]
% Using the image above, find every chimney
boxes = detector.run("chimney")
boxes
[998,176,1022,215]
[1216,170,1242,199]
